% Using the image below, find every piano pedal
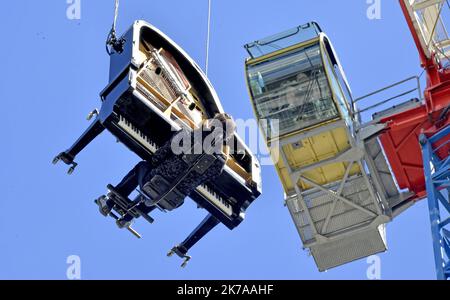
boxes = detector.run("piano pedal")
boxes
[126,226,142,239]
[116,217,133,229]
[114,219,142,239]
[107,210,142,239]
[86,109,99,121]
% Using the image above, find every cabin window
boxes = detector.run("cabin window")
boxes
[335,65,353,109]
[247,43,339,138]
[245,22,322,59]
[323,50,353,127]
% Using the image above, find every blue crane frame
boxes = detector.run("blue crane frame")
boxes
[420,125,450,280]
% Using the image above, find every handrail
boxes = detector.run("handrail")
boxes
[354,76,421,103]
[358,88,418,114]
[353,75,422,118]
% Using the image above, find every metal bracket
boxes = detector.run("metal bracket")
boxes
[86,109,99,121]
[167,246,192,268]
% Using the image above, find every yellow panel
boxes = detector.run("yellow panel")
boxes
[272,125,361,193]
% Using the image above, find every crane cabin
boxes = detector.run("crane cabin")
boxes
[244,23,411,271]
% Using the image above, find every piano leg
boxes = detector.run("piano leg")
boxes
[168,213,220,268]
[52,117,105,174]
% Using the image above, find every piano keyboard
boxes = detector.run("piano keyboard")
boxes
[117,115,158,153]
[116,114,233,217]
[196,185,233,217]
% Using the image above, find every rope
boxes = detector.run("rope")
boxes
[106,0,125,55]
[113,0,119,32]
[205,0,212,76]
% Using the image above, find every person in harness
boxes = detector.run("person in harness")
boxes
[97,113,236,228]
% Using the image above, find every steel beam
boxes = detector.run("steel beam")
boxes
[420,126,450,280]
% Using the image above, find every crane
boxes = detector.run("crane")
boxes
[244,0,450,278]
[402,0,450,280]
[361,0,450,279]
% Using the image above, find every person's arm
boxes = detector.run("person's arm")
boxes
[222,144,230,164]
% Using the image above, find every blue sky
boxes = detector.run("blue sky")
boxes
[0,0,436,279]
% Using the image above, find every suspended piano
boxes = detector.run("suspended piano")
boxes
[244,23,413,271]
[53,20,262,263]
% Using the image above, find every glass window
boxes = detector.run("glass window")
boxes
[245,23,321,59]
[247,43,339,138]
[322,51,352,127]
[334,65,353,108]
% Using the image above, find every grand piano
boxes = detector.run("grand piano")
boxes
[53,20,262,266]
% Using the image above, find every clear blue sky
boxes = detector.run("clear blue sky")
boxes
[0,0,436,279]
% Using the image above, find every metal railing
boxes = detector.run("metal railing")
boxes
[352,76,423,123]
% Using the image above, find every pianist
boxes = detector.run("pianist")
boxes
[97,113,236,227]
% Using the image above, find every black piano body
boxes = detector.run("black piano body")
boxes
[54,20,262,264]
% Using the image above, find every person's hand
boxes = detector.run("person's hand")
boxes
[201,118,211,131]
